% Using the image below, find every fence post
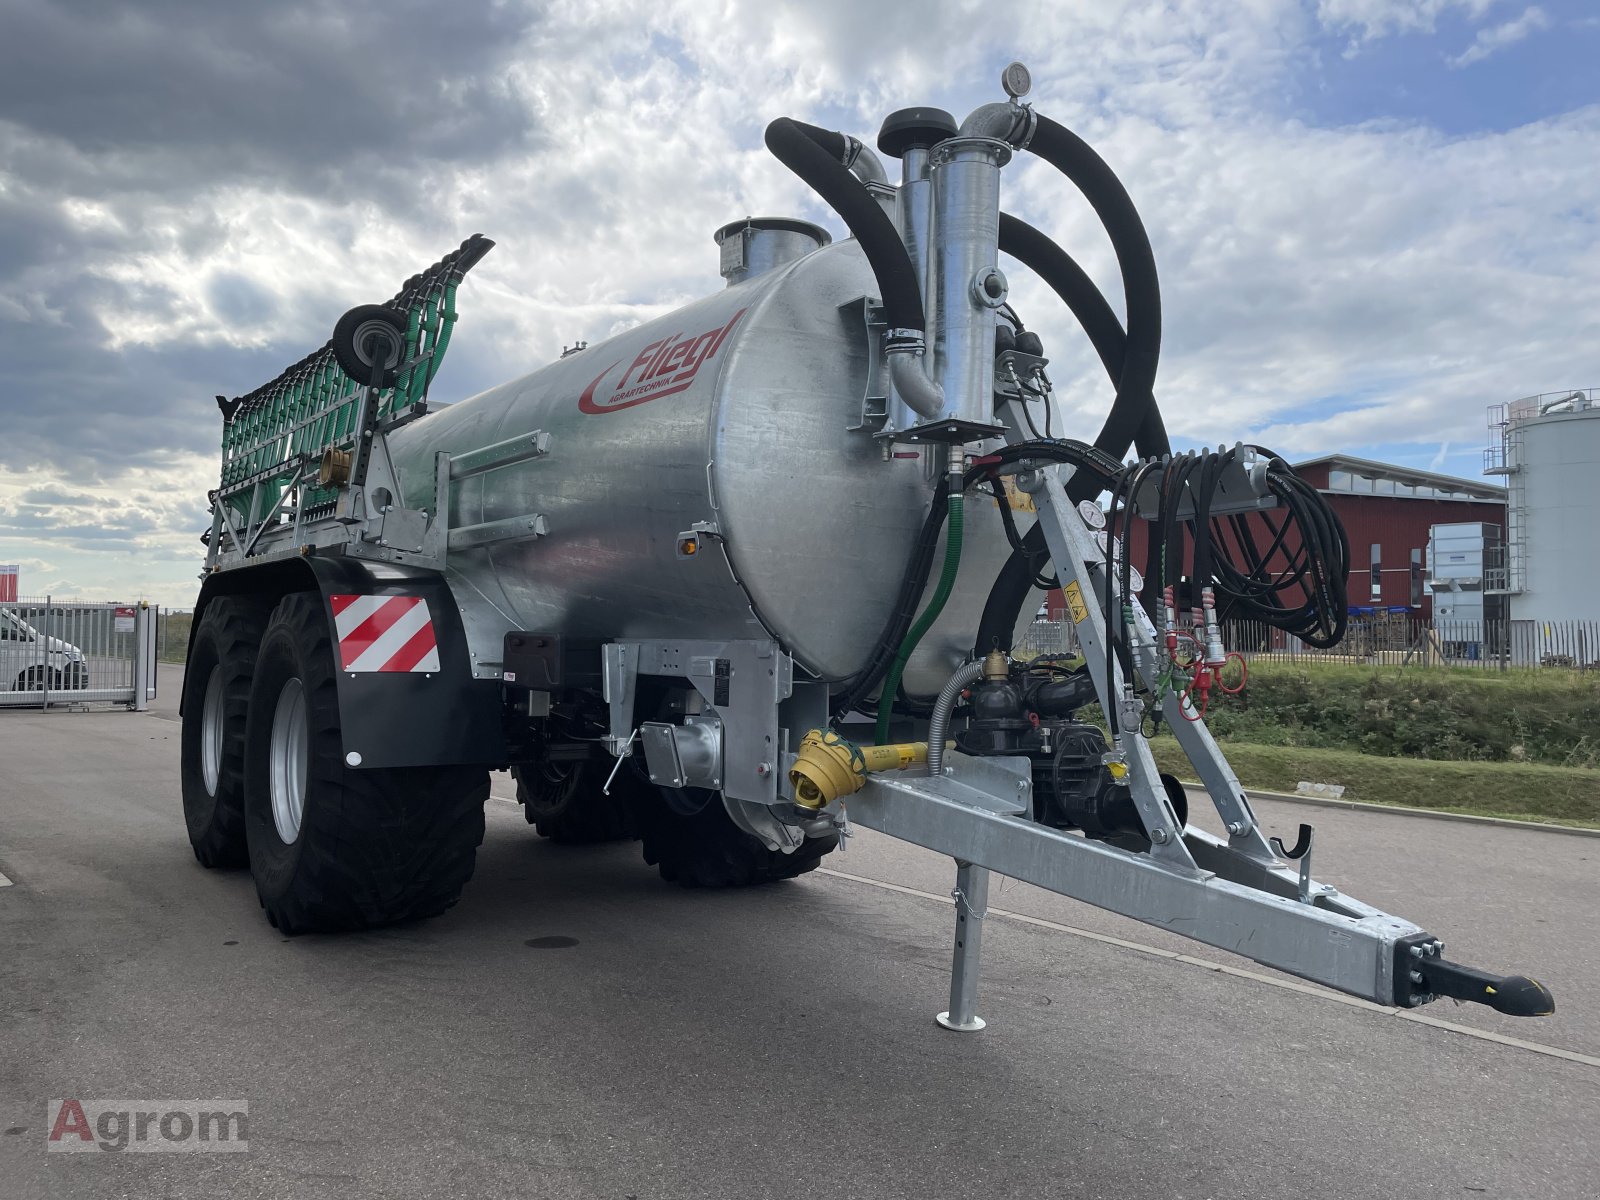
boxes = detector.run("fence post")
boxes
[132,602,155,711]
[41,594,52,710]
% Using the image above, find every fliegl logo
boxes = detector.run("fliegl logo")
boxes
[578,308,745,414]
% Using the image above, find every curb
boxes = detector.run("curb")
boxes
[1180,782,1600,839]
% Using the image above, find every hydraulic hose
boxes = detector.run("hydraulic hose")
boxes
[875,493,964,745]
[830,475,951,718]
[925,658,985,779]
[973,115,1172,656]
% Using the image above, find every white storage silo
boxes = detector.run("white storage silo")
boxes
[1488,390,1600,626]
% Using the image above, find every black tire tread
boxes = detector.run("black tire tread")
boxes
[246,593,487,934]
[513,763,636,844]
[629,787,837,888]
[181,595,271,868]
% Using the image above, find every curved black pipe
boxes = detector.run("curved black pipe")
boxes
[974,120,1173,655]
[786,119,849,163]
[999,212,1123,381]
[1028,114,1166,465]
[764,118,925,336]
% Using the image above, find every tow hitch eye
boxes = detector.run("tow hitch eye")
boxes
[1397,937,1555,1016]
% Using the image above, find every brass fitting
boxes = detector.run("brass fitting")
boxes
[318,447,352,488]
[789,729,929,810]
[982,649,1009,681]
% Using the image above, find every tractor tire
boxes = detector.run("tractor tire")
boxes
[513,761,636,844]
[180,596,270,868]
[628,784,838,888]
[242,593,488,934]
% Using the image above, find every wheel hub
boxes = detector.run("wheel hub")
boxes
[200,665,224,796]
[269,677,309,844]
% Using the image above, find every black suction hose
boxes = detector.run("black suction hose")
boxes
[1027,114,1166,465]
[999,213,1124,386]
[973,117,1172,655]
[764,118,925,337]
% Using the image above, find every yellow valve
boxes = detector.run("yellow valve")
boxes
[788,729,929,810]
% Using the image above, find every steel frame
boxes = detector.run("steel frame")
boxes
[824,456,1433,1028]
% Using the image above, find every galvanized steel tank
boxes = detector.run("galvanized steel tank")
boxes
[388,236,1025,693]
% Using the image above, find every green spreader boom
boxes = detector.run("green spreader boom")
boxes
[215,234,494,525]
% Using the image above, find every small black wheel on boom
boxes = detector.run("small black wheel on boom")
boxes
[180,596,271,868]
[628,784,838,888]
[241,593,489,934]
[513,761,637,844]
[331,303,407,388]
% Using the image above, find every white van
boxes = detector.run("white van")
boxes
[1,608,89,691]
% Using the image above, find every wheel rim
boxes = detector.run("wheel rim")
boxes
[200,665,224,796]
[269,677,309,844]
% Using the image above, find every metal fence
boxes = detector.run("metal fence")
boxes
[1012,614,1600,671]
[1014,618,1081,659]
[1225,615,1600,670]
[0,597,158,709]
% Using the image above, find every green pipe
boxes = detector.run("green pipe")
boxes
[428,284,460,388]
[875,492,964,745]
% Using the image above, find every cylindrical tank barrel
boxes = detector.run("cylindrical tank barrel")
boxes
[387,238,1025,694]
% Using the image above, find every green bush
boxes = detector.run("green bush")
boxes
[1204,661,1600,769]
[1150,739,1600,826]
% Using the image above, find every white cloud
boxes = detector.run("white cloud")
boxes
[1315,0,1502,42]
[2,0,1597,603]
[1446,5,1551,67]
[0,458,214,606]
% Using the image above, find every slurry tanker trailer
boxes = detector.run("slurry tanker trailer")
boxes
[180,66,1551,1029]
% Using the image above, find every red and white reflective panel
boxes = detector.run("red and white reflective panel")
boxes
[329,594,441,673]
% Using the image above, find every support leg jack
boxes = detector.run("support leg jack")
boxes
[936,859,990,1032]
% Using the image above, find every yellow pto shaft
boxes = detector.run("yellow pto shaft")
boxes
[788,729,929,810]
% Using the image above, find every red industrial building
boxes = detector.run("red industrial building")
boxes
[1291,455,1505,615]
[1044,454,1505,620]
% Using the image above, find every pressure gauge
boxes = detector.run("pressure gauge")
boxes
[1002,62,1032,100]
[1078,500,1106,530]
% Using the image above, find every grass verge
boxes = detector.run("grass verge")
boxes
[1149,738,1600,829]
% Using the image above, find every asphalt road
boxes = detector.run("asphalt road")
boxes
[1,664,1596,1198]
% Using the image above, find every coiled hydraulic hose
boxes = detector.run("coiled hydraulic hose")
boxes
[874,492,964,745]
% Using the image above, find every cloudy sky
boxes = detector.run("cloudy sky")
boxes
[1,0,1596,606]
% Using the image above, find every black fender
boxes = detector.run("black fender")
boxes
[188,555,507,769]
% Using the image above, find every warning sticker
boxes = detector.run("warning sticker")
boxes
[999,476,1036,512]
[1064,580,1089,624]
